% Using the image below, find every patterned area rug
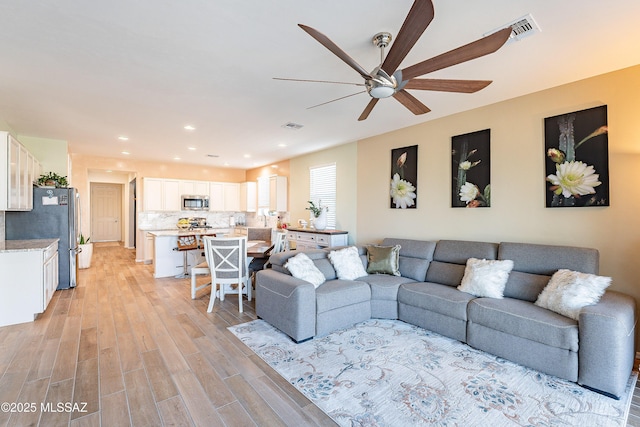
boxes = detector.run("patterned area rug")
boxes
[229,319,636,426]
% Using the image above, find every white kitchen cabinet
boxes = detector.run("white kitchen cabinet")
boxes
[240,181,257,212]
[209,182,224,211]
[180,180,209,196]
[286,228,348,251]
[1,131,35,211]
[223,183,240,211]
[209,181,240,211]
[257,175,287,211]
[0,239,59,327]
[269,176,287,211]
[143,178,181,211]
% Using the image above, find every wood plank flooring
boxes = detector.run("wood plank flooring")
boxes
[0,242,335,426]
[1,242,639,426]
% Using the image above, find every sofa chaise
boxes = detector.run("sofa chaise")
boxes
[255,238,636,399]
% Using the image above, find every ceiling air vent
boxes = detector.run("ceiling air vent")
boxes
[282,122,303,130]
[486,13,541,44]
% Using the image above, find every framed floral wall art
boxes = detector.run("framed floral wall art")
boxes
[390,145,417,209]
[544,105,609,207]
[451,129,491,208]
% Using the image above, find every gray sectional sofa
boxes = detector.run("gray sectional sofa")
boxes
[255,238,637,399]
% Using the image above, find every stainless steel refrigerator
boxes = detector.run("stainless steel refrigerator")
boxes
[5,187,80,289]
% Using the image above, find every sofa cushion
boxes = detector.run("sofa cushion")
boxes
[398,282,475,321]
[468,297,579,352]
[535,269,611,320]
[458,258,514,299]
[499,242,600,302]
[365,244,401,276]
[382,238,436,281]
[315,280,371,314]
[328,246,368,280]
[426,240,499,286]
[363,274,416,301]
[284,253,326,288]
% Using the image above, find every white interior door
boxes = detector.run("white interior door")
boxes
[91,183,122,242]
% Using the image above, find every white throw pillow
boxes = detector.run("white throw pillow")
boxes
[328,246,367,280]
[284,253,326,288]
[535,269,611,320]
[457,258,514,299]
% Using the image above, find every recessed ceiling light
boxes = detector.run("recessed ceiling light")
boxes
[118,136,129,141]
[121,151,130,155]
[173,157,181,161]
[277,143,287,148]
[271,165,279,168]
[184,125,195,131]
[223,162,230,167]
[243,154,251,158]
[106,170,112,173]
[188,147,196,151]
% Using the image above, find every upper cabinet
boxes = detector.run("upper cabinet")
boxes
[209,182,240,212]
[180,180,209,196]
[257,175,287,212]
[240,182,257,212]
[1,131,38,211]
[143,178,180,211]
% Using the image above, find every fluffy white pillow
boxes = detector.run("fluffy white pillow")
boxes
[458,258,514,299]
[535,269,611,320]
[284,253,326,288]
[328,246,367,280]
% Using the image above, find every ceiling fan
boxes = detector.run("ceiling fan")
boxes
[275,0,512,121]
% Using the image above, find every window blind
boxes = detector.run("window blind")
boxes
[309,163,336,229]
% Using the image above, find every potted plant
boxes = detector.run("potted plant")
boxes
[37,172,68,188]
[306,200,328,230]
[78,234,93,269]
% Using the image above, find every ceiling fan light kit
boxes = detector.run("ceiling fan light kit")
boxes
[278,0,514,121]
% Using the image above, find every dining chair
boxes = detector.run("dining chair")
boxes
[263,231,288,269]
[202,236,251,313]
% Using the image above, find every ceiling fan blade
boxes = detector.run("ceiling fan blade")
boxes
[401,27,512,80]
[404,78,492,93]
[307,90,367,109]
[299,24,372,80]
[273,77,365,87]
[393,90,431,115]
[358,98,379,121]
[381,0,435,75]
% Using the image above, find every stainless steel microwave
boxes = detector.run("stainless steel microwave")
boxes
[181,195,209,211]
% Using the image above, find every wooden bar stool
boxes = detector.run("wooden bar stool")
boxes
[174,234,199,279]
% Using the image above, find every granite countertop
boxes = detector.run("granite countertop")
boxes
[0,238,59,252]
[286,227,348,235]
[148,228,221,237]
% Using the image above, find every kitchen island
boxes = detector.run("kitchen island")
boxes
[148,229,223,278]
[0,238,59,326]
[148,228,275,279]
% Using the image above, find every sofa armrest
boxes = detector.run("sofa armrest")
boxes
[578,290,637,398]
[255,269,317,342]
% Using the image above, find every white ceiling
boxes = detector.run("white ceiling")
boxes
[0,0,639,169]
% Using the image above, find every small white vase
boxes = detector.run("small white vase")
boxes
[78,243,93,269]
[313,210,327,230]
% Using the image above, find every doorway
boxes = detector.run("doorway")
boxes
[91,183,122,242]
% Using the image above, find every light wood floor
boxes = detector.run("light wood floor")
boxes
[1,242,639,427]
[0,242,335,426]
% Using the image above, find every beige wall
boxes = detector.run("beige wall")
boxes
[18,135,69,179]
[289,142,358,244]
[356,65,640,302]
